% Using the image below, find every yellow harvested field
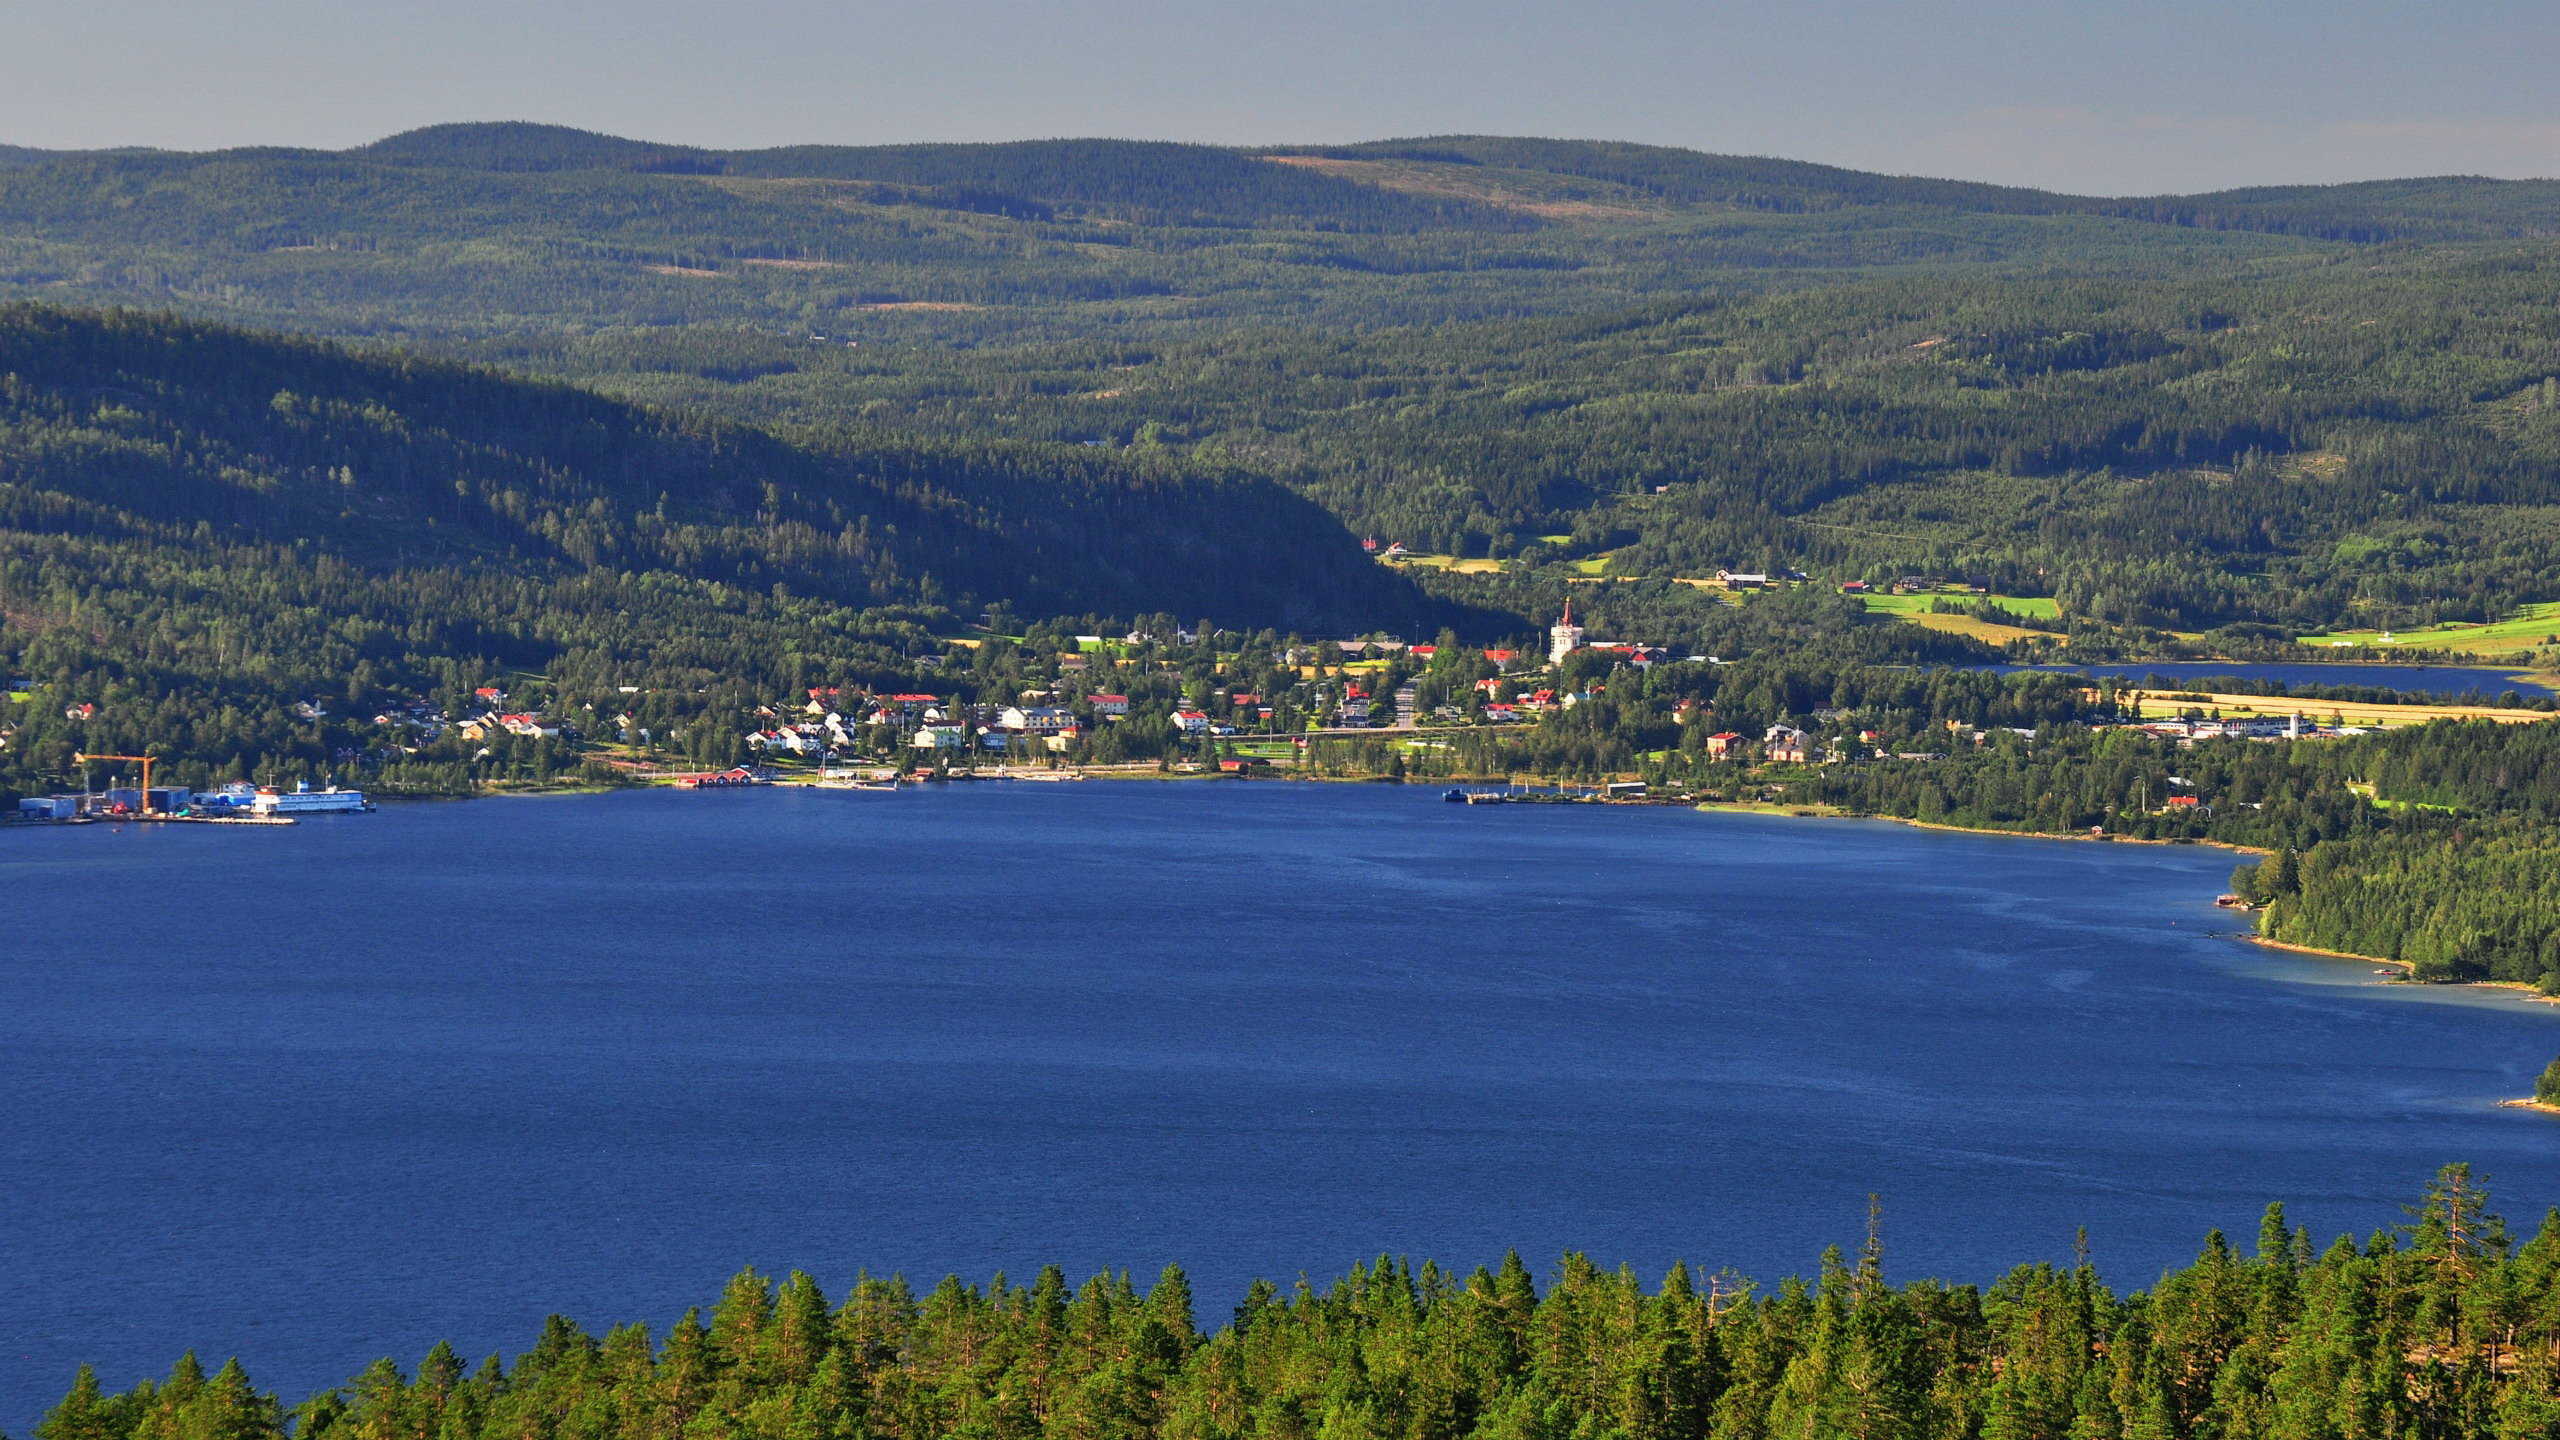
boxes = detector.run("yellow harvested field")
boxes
[740,258,844,271]
[2119,689,2548,727]
[859,301,984,311]
[1382,553,1504,574]
[1906,611,2064,646]
[645,264,723,278]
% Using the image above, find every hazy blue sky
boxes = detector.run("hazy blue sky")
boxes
[8,0,2557,195]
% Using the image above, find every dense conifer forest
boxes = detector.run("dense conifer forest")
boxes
[526,250,2560,638]
[35,1168,2560,1440]
[0,305,1439,627]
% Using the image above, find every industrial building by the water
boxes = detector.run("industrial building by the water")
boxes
[16,779,371,822]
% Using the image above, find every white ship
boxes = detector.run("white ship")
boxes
[252,781,373,815]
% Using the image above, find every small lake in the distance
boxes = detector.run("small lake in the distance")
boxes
[1992,661,2552,697]
[6,783,2559,1429]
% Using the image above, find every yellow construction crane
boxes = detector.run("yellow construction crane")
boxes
[74,752,158,815]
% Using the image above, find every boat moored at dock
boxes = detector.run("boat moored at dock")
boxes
[251,782,373,815]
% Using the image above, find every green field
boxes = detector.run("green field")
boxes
[1227,740,1302,759]
[2298,601,2560,655]
[1861,593,2062,619]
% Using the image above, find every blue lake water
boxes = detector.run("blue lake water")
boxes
[7,783,2560,1429]
[1994,661,2552,697]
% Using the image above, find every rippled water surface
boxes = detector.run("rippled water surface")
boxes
[6,783,2557,1427]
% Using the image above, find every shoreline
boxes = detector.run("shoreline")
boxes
[2501,1098,2560,1116]
[36,768,2560,1029]
[1690,800,2272,855]
[2250,936,2401,967]
[1872,812,2267,853]
[2249,936,2560,1007]
[1673,802,2560,1018]
[1704,805,2560,1028]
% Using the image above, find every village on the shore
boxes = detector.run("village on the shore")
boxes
[13,580,2453,823]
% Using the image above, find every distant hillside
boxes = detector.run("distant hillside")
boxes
[0,304,1519,804]
[0,124,2334,344]
[1300,136,2084,216]
[343,124,2560,243]
[0,307,1464,737]
[5,123,2552,354]
[548,242,2560,638]
[354,124,1533,231]
[2092,176,2560,243]
[352,124,2560,242]
[0,303,1459,629]
[1312,135,2560,242]
[10,125,2560,651]
[352,121,712,174]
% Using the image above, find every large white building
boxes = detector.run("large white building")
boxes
[1549,600,1584,663]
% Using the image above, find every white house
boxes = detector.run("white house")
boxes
[999,706,1078,734]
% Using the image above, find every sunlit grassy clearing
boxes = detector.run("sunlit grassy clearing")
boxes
[2298,601,2560,655]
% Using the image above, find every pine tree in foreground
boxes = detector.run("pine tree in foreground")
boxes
[43,1166,2560,1440]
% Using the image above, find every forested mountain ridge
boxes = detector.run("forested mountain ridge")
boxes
[0,123,2362,347]
[12,121,2524,642]
[347,124,2560,242]
[354,125,1538,232]
[0,303,1435,627]
[535,243,2560,637]
[1311,134,2560,241]
[21,123,2560,642]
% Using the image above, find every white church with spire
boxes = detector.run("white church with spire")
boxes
[1549,599,1584,663]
